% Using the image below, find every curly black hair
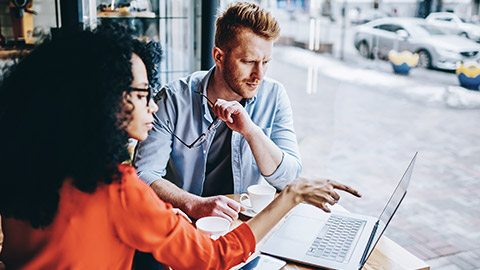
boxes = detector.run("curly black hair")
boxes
[0,24,162,228]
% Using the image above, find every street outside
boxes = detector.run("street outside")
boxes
[267,16,480,269]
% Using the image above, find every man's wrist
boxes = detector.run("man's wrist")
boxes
[150,179,203,218]
[242,124,262,141]
[183,194,204,218]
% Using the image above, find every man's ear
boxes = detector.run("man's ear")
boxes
[212,47,224,67]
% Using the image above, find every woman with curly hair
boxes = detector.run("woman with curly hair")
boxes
[0,25,360,269]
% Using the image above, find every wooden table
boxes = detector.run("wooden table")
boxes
[226,194,429,270]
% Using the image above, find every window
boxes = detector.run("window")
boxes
[374,24,403,32]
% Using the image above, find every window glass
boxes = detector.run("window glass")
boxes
[217,1,480,268]
[375,24,403,32]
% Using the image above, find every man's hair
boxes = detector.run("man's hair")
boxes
[0,24,162,228]
[215,2,280,50]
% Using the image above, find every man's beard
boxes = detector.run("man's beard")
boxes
[222,69,244,98]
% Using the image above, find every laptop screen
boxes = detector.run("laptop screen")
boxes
[360,152,417,267]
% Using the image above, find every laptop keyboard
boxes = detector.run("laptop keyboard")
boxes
[306,215,365,263]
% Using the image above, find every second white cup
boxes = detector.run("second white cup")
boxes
[196,216,230,239]
[240,184,276,213]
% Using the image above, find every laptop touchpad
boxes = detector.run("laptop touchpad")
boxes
[276,215,325,243]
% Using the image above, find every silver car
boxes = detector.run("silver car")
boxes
[426,12,480,42]
[353,17,480,70]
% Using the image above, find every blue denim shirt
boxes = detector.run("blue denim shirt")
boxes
[133,67,302,195]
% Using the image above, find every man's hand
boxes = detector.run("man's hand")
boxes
[150,180,243,223]
[212,99,255,136]
[285,177,362,213]
[186,195,243,222]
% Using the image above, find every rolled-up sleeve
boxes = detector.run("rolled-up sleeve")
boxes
[263,84,302,189]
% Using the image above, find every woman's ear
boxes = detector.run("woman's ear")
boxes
[117,91,133,128]
[122,91,130,102]
[122,91,134,108]
[122,91,137,113]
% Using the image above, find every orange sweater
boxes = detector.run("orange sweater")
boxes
[0,165,255,269]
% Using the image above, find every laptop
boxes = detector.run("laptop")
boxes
[261,153,417,270]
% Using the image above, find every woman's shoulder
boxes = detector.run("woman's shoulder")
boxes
[116,164,149,189]
[118,163,137,177]
[107,165,175,230]
[112,164,163,205]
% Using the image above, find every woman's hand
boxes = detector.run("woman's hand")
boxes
[284,177,362,212]
[247,177,361,242]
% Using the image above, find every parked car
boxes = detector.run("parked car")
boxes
[353,17,480,70]
[426,12,480,42]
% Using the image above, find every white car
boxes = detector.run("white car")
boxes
[353,17,480,70]
[426,12,480,42]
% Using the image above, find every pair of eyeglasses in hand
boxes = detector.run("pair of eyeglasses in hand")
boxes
[162,91,221,149]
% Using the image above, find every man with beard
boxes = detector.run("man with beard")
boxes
[133,2,301,222]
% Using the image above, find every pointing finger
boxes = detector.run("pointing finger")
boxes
[330,180,362,197]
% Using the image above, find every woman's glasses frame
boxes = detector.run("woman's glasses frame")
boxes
[130,87,152,106]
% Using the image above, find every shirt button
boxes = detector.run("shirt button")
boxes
[203,150,207,154]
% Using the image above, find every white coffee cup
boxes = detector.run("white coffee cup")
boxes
[240,184,276,213]
[196,216,230,239]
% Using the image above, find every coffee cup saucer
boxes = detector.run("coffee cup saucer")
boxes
[240,198,257,217]
[241,208,257,217]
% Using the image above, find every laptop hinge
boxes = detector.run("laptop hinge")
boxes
[358,220,379,269]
